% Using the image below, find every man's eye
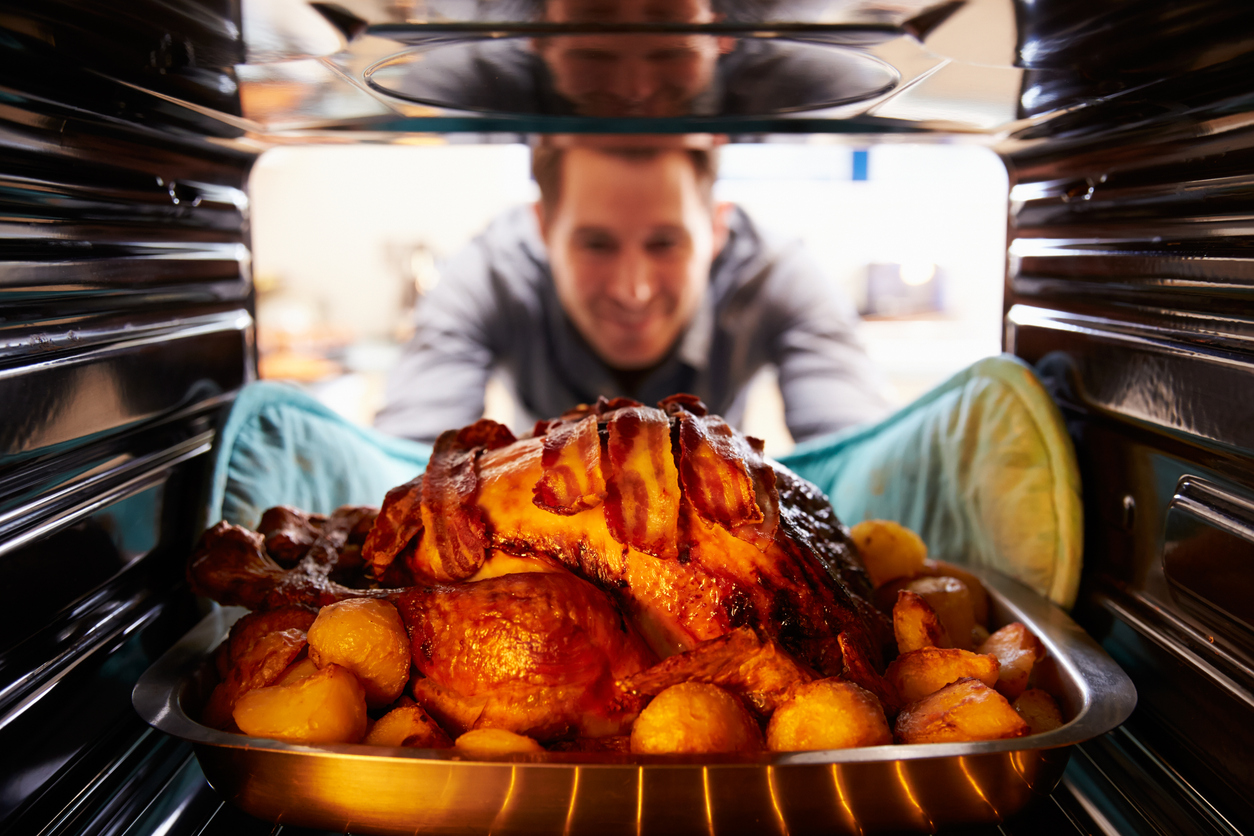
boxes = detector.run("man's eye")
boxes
[646,236,680,254]
[648,48,695,64]
[580,237,618,253]
[569,49,617,65]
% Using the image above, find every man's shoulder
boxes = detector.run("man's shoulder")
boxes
[715,207,807,291]
[460,205,549,284]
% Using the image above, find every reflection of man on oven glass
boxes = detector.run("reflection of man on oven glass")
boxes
[533,0,725,117]
[374,136,891,445]
[388,0,892,118]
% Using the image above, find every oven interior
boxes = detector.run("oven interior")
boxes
[2,1,1254,833]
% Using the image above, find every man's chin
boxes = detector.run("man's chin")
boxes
[593,340,669,373]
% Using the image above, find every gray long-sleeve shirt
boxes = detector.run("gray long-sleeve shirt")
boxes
[374,205,892,443]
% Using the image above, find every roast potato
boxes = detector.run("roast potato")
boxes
[273,656,319,685]
[202,627,308,730]
[895,677,1030,744]
[233,663,368,744]
[366,703,454,748]
[893,590,951,653]
[455,728,544,755]
[307,598,411,708]
[918,559,990,627]
[902,575,977,650]
[226,605,317,664]
[978,622,1045,700]
[1013,688,1064,734]
[630,682,762,754]
[766,678,891,751]
[887,646,1000,705]
[849,519,927,588]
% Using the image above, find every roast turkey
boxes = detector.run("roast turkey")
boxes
[189,394,891,740]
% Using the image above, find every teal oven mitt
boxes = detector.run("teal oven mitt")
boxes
[778,354,1082,608]
[205,381,432,529]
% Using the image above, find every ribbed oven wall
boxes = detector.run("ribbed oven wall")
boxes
[0,3,257,832]
[999,8,1254,830]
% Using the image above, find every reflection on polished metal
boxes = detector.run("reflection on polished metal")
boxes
[828,764,859,833]
[764,766,788,835]
[955,756,999,821]
[365,37,899,118]
[701,767,714,835]
[133,568,1135,835]
[564,766,581,835]
[636,765,644,836]
[892,760,932,832]
[227,0,1023,133]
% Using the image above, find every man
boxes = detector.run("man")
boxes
[374,136,892,443]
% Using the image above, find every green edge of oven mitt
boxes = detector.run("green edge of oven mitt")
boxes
[778,353,1082,609]
[205,380,432,531]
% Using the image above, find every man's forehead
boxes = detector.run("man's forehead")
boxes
[546,0,713,23]
[557,150,703,216]
[564,145,694,176]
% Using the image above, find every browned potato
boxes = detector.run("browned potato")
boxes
[903,576,977,650]
[893,590,951,653]
[307,598,411,708]
[1013,688,1064,734]
[919,559,990,627]
[887,647,1000,705]
[366,704,453,748]
[202,628,308,730]
[895,677,1030,744]
[630,682,762,754]
[274,657,319,686]
[454,728,544,755]
[849,520,927,588]
[766,679,891,751]
[226,605,318,664]
[233,663,368,744]
[978,622,1044,700]
[971,623,991,648]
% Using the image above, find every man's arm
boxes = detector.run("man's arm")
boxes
[766,244,895,442]
[372,240,499,444]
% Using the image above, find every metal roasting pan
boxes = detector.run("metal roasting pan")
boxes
[134,568,1136,835]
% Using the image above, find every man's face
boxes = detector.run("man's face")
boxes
[538,147,728,371]
[537,0,724,117]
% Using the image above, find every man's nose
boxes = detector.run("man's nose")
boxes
[615,57,657,105]
[608,249,655,307]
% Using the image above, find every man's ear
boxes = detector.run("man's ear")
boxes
[711,201,734,254]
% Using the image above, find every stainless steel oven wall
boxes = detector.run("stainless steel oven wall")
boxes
[0,2,256,832]
[1001,1,1254,831]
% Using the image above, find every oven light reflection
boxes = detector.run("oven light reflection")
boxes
[702,767,715,836]
[636,766,644,836]
[484,765,523,834]
[766,766,790,836]
[893,760,933,831]
[956,756,999,820]
[1010,750,1034,786]
[563,766,581,836]
[828,765,862,835]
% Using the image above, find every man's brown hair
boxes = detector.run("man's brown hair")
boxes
[532,142,719,214]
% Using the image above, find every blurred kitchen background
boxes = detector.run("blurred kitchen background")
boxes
[249,139,1007,456]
